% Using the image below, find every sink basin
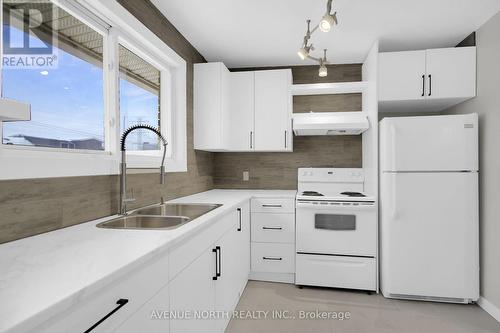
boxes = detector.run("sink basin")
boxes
[129,203,222,220]
[96,215,190,230]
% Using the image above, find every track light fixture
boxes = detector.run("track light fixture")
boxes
[296,0,338,76]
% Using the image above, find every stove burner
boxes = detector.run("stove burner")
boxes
[301,191,324,197]
[340,191,366,197]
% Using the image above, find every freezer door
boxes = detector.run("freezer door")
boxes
[380,114,478,171]
[380,172,479,301]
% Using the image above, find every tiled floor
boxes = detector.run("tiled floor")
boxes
[226,281,500,333]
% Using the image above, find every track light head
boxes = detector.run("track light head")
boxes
[297,45,312,60]
[297,48,308,60]
[320,12,337,32]
[318,63,328,77]
[318,49,328,77]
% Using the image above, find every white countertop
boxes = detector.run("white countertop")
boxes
[0,189,296,333]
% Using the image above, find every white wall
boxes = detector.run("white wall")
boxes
[445,12,500,320]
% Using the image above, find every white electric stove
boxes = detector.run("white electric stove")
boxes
[295,168,378,292]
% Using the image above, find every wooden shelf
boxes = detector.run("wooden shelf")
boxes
[0,98,31,122]
[291,81,368,96]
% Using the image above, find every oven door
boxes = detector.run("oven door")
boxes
[296,200,377,257]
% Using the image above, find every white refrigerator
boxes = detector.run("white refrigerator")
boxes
[379,114,479,303]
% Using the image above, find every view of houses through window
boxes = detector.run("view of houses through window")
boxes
[1,1,163,152]
[1,1,106,150]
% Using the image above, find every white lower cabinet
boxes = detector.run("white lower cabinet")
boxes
[30,202,252,333]
[215,224,243,332]
[169,247,218,333]
[169,202,251,333]
[249,197,296,284]
[36,253,170,333]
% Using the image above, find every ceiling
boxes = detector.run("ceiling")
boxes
[150,0,500,68]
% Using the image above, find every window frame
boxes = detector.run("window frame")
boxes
[0,0,187,179]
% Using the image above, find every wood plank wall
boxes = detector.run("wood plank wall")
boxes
[213,65,363,189]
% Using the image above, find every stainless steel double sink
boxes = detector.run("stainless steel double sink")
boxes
[96,203,222,230]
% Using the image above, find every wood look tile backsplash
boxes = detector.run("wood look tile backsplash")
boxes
[213,64,363,189]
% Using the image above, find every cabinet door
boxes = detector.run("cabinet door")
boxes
[254,69,292,151]
[169,247,216,333]
[236,201,251,291]
[215,219,243,332]
[425,47,476,100]
[379,50,426,101]
[194,62,230,151]
[226,72,255,151]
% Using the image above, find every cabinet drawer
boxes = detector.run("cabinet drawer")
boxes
[251,243,295,273]
[251,213,295,243]
[37,254,170,333]
[251,198,295,213]
[295,254,376,291]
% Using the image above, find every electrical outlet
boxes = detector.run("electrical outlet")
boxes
[243,171,250,181]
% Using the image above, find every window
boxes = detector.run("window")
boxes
[119,44,161,151]
[0,0,187,179]
[1,0,106,150]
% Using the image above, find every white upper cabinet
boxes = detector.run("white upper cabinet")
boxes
[226,71,255,151]
[194,63,292,152]
[194,62,230,151]
[379,46,476,112]
[379,50,426,101]
[254,69,293,152]
[425,47,476,100]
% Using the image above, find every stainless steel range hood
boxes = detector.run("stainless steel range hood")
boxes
[292,112,369,136]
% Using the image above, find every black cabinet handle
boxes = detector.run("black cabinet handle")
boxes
[250,131,253,149]
[84,299,129,333]
[428,74,432,96]
[421,74,425,97]
[262,204,282,208]
[237,208,242,231]
[212,247,218,280]
[284,131,287,148]
[262,227,283,230]
[263,257,282,261]
[216,246,221,277]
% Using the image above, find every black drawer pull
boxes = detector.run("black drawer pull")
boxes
[421,74,425,97]
[262,204,282,208]
[428,74,432,96]
[217,246,221,277]
[212,247,218,280]
[237,208,242,231]
[84,298,128,333]
[262,227,283,230]
[263,257,282,261]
